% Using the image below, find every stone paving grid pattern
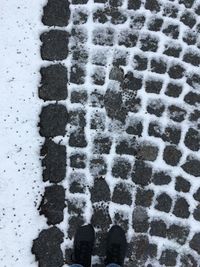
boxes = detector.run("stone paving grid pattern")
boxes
[32,0,200,266]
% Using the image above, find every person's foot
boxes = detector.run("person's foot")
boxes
[72,224,95,267]
[105,225,127,267]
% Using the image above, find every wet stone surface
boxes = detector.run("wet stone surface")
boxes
[163,145,182,166]
[145,78,163,94]
[39,185,65,225]
[193,204,200,221]
[89,156,107,178]
[40,30,69,61]
[150,220,167,237]
[114,211,129,233]
[135,188,154,207]
[68,109,86,127]
[180,253,198,267]
[136,142,159,161]
[184,91,200,106]
[35,0,200,266]
[69,180,86,194]
[67,198,86,215]
[41,139,66,183]
[159,249,178,266]
[39,104,68,138]
[116,137,137,156]
[32,227,64,267]
[126,118,143,136]
[68,216,85,239]
[155,193,172,213]
[175,176,191,193]
[184,128,200,151]
[71,89,88,104]
[173,197,190,218]
[70,153,86,169]
[164,43,182,57]
[165,82,182,98]
[112,157,131,179]
[181,157,200,177]
[104,88,127,123]
[132,160,152,186]
[148,17,163,32]
[91,204,112,232]
[132,206,149,233]
[189,233,200,255]
[127,235,157,265]
[93,135,112,154]
[90,178,111,203]
[42,0,70,26]
[139,34,159,52]
[168,105,187,122]
[112,182,132,205]
[70,63,86,85]
[69,128,87,148]
[167,224,189,245]
[39,64,68,101]
[163,125,182,145]
[152,171,171,185]
[193,187,200,202]
[147,98,165,117]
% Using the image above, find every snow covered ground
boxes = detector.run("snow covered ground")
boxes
[1,0,200,266]
[0,1,46,266]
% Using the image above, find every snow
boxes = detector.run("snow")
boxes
[0,0,46,266]
[1,0,200,266]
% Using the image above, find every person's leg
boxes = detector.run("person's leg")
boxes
[70,224,95,267]
[106,264,121,267]
[70,261,122,266]
[105,225,127,267]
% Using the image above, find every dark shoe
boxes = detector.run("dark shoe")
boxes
[72,224,95,267]
[105,225,127,266]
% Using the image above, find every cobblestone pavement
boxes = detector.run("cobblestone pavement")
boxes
[32,0,200,266]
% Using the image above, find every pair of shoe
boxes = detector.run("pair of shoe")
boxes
[72,224,127,267]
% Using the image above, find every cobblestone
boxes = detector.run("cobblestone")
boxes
[155,193,172,213]
[69,173,86,193]
[39,64,68,101]
[90,178,110,203]
[159,249,178,266]
[112,157,131,179]
[32,227,64,267]
[112,182,132,205]
[167,224,189,245]
[39,104,68,138]
[181,157,200,177]
[41,139,66,183]
[189,233,200,255]
[180,254,198,267]
[184,128,200,151]
[42,0,70,26]
[135,188,154,207]
[33,0,200,265]
[175,176,191,193]
[152,171,171,185]
[40,30,69,61]
[39,185,65,225]
[132,206,149,233]
[150,220,167,238]
[173,197,190,218]
[132,160,152,186]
